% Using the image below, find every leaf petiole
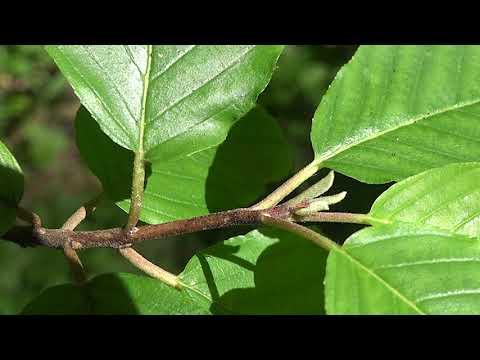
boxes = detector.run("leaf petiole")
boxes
[251,161,321,210]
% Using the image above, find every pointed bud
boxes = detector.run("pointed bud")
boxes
[285,170,335,206]
[294,191,347,216]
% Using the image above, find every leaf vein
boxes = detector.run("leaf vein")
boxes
[147,46,256,126]
[317,98,480,164]
[149,45,197,84]
[82,46,139,127]
[55,47,134,146]
[415,289,480,304]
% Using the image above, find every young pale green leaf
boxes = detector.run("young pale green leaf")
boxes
[311,45,480,184]
[369,162,480,237]
[22,228,328,314]
[0,141,23,235]
[46,45,284,160]
[326,224,480,315]
[76,106,292,223]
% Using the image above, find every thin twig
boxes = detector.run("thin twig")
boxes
[2,166,372,260]
[16,206,42,228]
[62,244,87,285]
[119,247,181,289]
[62,194,102,231]
[2,207,269,249]
[3,204,373,251]
[60,195,102,286]
[260,214,339,252]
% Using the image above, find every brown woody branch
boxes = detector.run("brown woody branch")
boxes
[2,203,298,251]
[2,168,373,255]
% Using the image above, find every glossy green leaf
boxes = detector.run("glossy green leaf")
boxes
[22,228,328,314]
[76,106,292,223]
[0,141,23,235]
[311,45,480,183]
[326,224,480,314]
[46,45,284,160]
[370,162,480,237]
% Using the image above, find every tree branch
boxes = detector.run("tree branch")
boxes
[2,167,374,259]
[2,201,371,253]
[2,207,268,250]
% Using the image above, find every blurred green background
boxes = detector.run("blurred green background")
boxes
[0,45,389,314]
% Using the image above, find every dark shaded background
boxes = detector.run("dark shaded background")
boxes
[0,45,388,314]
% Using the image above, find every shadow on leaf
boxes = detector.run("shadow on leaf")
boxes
[196,227,328,315]
[75,106,152,204]
[0,160,24,235]
[205,107,292,213]
[22,273,140,315]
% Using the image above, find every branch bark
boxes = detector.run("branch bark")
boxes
[3,201,295,247]
[2,201,370,253]
[3,207,269,250]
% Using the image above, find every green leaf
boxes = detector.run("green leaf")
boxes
[179,227,328,314]
[76,106,293,223]
[22,228,328,314]
[325,224,480,314]
[369,162,480,237]
[21,272,204,315]
[311,45,480,183]
[326,162,480,314]
[46,45,284,159]
[0,141,23,236]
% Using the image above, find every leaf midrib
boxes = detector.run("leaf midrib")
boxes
[138,45,153,154]
[316,97,480,165]
[181,282,237,315]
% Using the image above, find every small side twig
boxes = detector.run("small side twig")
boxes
[62,194,102,231]
[62,244,87,286]
[260,214,338,251]
[60,194,102,286]
[119,247,181,289]
[16,206,42,229]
